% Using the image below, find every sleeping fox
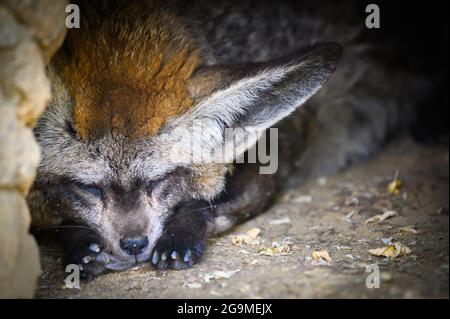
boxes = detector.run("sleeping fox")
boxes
[28,0,425,278]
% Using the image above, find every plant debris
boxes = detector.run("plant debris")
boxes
[369,242,412,258]
[387,171,402,195]
[311,250,332,262]
[203,270,241,283]
[365,210,398,224]
[258,242,293,256]
[397,225,418,234]
[231,228,262,246]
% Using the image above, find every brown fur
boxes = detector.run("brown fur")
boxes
[190,164,231,200]
[53,1,201,140]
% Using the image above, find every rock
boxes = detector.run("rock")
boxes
[1,0,67,62]
[0,0,67,298]
[0,106,40,194]
[0,40,51,127]
[0,191,41,298]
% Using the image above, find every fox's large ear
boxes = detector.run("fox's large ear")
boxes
[161,43,342,163]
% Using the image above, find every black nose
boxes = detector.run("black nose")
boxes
[119,236,149,255]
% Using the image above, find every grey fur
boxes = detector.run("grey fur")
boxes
[29,0,425,269]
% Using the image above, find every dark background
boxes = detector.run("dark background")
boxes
[358,0,449,143]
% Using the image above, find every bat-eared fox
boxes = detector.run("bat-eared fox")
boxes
[29,0,430,278]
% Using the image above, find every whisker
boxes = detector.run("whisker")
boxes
[34,225,93,232]
[163,202,231,225]
[184,202,230,214]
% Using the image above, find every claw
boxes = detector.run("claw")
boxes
[151,228,205,271]
[171,251,179,260]
[152,252,159,265]
[89,243,101,253]
[82,256,92,264]
[184,249,192,263]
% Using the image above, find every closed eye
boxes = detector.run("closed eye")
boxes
[76,183,106,200]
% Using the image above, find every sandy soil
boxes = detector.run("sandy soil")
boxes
[36,136,449,299]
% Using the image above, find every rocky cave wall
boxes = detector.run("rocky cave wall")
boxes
[0,0,67,298]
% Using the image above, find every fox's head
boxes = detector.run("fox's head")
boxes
[29,11,341,264]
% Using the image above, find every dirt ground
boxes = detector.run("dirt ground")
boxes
[35,136,449,299]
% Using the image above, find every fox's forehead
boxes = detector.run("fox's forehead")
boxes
[53,6,201,141]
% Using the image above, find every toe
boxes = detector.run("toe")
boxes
[151,251,159,265]
[82,255,93,264]
[95,252,110,265]
[89,243,101,253]
[184,249,193,263]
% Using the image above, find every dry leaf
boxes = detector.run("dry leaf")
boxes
[397,225,418,234]
[365,210,398,224]
[247,228,261,238]
[203,270,241,283]
[231,228,262,246]
[312,250,332,262]
[387,174,402,195]
[258,244,292,256]
[369,242,412,258]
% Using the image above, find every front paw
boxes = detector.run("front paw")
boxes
[66,242,138,281]
[65,241,111,281]
[151,230,206,270]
